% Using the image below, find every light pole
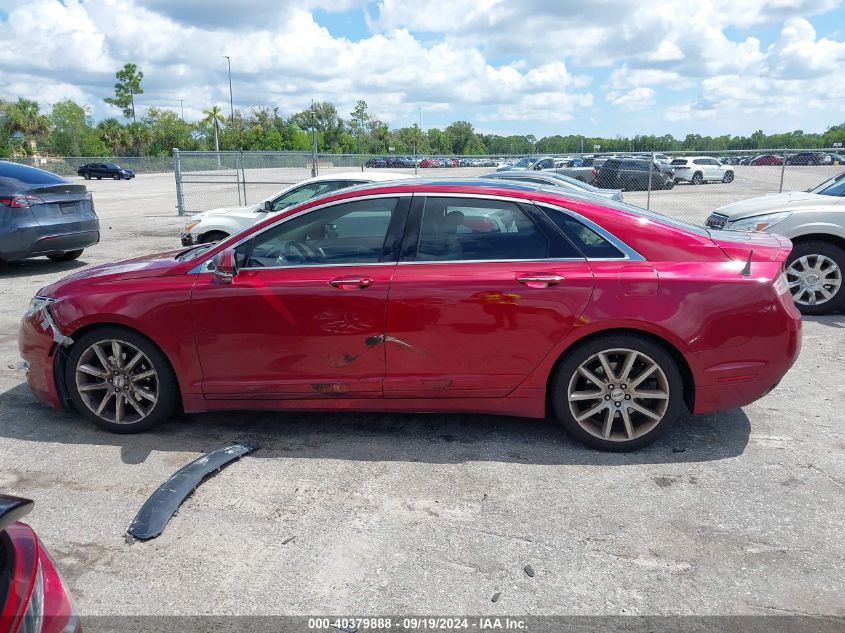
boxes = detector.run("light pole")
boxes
[179,99,184,120]
[223,56,234,124]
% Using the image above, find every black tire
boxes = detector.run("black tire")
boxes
[664,179,675,190]
[550,333,685,452]
[96,176,101,180]
[786,240,845,315]
[113,173,120,180]
[199,231,229,244]
[66,327,178,433]
[691,172,703,185]
[722,171,734,183]
[47,249,83,262]
[83,173,91,180]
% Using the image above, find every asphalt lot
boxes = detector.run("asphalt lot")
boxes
[0,174,843,617]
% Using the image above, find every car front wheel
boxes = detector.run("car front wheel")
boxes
[691,172,703,185]
[66,327,178,433]
[722,171,734,183]
[786,241,845,315]
[551,335,685,451]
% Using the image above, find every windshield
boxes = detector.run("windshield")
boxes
[811,172,845,196]
[177,243,218,262]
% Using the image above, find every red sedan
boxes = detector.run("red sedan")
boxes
[749,154,784,166]
[19,180,801,451]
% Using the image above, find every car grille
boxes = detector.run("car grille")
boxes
[705,213,729,229]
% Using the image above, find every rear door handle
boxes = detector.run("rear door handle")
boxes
[329,276,374,290]
[516,274,564,288]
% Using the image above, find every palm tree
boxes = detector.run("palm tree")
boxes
[97,119,130,155]
[201,105,226,153]
[7,98,50,154]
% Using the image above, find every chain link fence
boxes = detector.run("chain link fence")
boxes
[172,148,844,223]
[7,155,174,177]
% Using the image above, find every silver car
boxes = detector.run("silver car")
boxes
[480,170,624,201]
[705,172,845,314]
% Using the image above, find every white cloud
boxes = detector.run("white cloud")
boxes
[606,87,656,111]
[0,0,842,136]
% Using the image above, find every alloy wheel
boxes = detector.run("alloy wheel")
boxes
[787,254,842,307]
[567,348,670,442]
[74,339,159,424]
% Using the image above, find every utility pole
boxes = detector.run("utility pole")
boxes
[415,106,422,174]
[223,56,234,124]
[179,99,184,120]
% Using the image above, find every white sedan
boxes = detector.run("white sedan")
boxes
[181,171,415,245]
[669,157,735,184]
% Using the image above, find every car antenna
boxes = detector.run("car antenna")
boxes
[741,250,753,276]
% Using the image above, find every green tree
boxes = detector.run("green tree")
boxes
[49,100,107,156]
[143,107,196,155]
[96,119,130,155]
[5,98,50,154]
[104,63,145,123]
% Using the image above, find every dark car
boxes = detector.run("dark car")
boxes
[785,152,823,166]
[595,158,675,191]
[0,161,99,263]
[77,162,135,180]
[1,495,81,633]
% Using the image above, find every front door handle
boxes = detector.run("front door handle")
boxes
[329,276,374,290]
[516,274,564,288]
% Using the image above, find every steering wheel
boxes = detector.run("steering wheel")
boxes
[283,239,316,262]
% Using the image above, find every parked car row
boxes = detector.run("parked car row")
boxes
[365,156,501,168]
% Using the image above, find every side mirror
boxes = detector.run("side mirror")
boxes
[262,200,272,212]
[212,248,238,284]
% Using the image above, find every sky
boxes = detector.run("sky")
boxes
[1,0,844,138]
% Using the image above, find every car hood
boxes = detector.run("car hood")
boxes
[199,202,263,217]
[39,250,184,296]
[715,191,840,219]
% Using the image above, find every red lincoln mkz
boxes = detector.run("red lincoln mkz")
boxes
[19,179,802,451]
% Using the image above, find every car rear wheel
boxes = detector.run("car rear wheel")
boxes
[691,172,703,185]
[786,241,845,315]
[722,171,734,183]
[66,327,178,433]
[551,334,684,451]
[83,173,91,180]
[47,249,83,262]
[664,179,675,190]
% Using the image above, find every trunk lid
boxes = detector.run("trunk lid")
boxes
[709,229,792,263]
[25,183,95,225]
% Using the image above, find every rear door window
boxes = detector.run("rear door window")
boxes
[415,197,549,261]
[540,207,626,259]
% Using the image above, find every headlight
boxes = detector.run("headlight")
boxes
[26,296,55,318]
[727,212,791,232]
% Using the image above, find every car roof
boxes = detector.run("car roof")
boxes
[303,171,417,183]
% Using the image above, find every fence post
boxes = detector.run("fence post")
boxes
[646,151,655,210]
[173,148,186,216]
[240,151,247,205]
[779,148,788,193]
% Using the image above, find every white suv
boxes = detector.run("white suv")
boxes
[181,171,415,245]
[669,157,734,185]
